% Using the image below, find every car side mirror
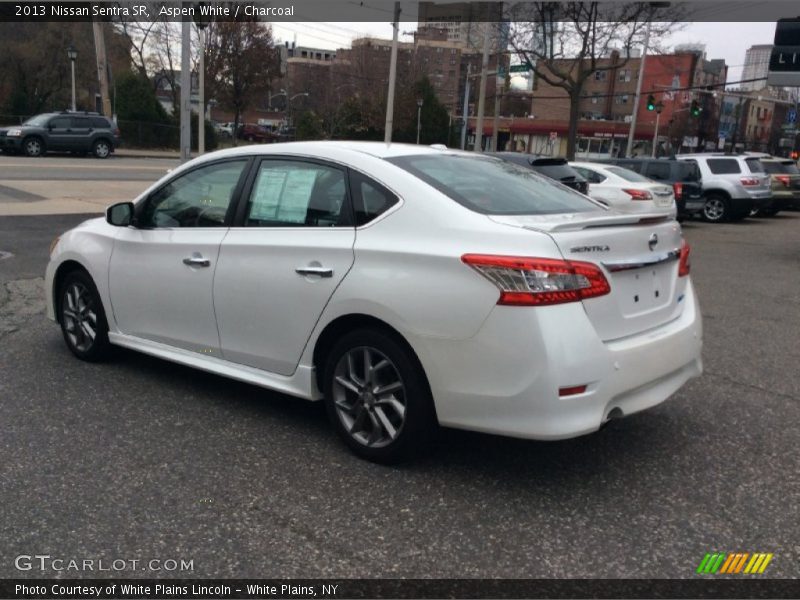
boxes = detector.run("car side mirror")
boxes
[106,202,134,227]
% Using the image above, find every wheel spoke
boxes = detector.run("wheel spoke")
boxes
[349,405,368,434]
[376,396,406,419]
[374,380,403,396]
[80,320,96,340]
[373,406,397,440]
[335,375,360,395]
[63,308,79,320]
[346,352,363,387]
[363,347,372,384]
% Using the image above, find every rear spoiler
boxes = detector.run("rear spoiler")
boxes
[490,213,672,233]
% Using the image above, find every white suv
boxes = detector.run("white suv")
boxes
[676,154,772,222]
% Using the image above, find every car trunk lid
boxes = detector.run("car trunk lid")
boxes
[490,212,688,341]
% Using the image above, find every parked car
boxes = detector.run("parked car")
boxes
[0,111,120,158]
[237,123,279,144]
[595,158,704,220]
[46,142,702,463]
[569,161,677,218]
[675,153,771,222]
[487,152,589,195]
[755,157,800,215]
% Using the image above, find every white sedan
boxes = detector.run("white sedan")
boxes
[570,161,677,217]
[46,142,702,463]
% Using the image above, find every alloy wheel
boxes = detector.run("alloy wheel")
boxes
[62,282,98,353]
[703,197,725,221]
[25,138,42,157]
[332,346,407,448]
[94,141,110,158]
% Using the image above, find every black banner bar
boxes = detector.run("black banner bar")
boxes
[3,579,800,599]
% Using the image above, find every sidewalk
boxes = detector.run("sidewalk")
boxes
[115,148,181,159]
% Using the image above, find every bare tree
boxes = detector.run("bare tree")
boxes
[506,2,681,158]
[204,21,279,144]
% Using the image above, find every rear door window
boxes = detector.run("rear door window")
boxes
[90,117,111,128]
[707,159,741,174]
[48,117,71,129]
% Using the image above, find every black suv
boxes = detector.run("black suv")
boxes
[0,112,121,158]
[597,158,704,219]
[488,153,589,195]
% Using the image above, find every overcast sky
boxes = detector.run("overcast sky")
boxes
[272,21,780,85]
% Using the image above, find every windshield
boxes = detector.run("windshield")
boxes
[387,154,601,215]
[606,166,653,183]
[22,115,50,127]
[763,161,800,175]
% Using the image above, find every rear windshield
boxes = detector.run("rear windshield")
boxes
[763,161,800,174]
[387,154,601,215]
[606,166,652,183]
[531,162,584,182]
[745,158,765,173]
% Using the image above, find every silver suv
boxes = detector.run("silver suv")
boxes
[676,154,772,222]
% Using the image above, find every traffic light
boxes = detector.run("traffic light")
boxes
[646,95,656,111]
[690,100,702,117]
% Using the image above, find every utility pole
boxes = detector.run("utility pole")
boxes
[474,23,491,152]
[180,20,191,162]
[92,20,112,116]
[626,20,651,157]
[384,1,401,144]
[491,89,500,152]
[460,63,471,150]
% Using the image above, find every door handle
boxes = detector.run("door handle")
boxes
[183,256,211,267]
[295,267,333,278]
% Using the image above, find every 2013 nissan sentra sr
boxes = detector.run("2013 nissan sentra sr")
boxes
[45,142,702,463]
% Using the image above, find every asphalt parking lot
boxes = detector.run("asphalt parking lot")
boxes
[1,208,799,579]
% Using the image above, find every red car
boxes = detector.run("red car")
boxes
[236,124,279,144]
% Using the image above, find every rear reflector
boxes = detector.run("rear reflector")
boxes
[462,254,610,306]
[559,385,587,397]
[678,241,691,277]
[623,188,653,200]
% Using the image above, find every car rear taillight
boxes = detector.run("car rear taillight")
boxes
[678,241,690,277]
[622,189,653,200]
[462,254,611,306]
[776,175,791,187]
[672,182,683,200]
[114,127,121,136]
[740,177,760,186]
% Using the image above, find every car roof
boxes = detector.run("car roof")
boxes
[192,141,477,162]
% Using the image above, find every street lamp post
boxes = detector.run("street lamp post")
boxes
[195,4,210,154]
[67,45,77,111]
[652,101,664,157]
[416,98,423,144]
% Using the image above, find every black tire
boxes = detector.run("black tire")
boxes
[58,270,113,362]
[322,328,437,464]
[702,193,729,223]
[92,139,111,159]
[22,136,44,157]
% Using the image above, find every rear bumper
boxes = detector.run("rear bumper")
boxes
[766,190,800,210]
[416,280,703,440]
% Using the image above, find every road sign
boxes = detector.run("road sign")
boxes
[767,19,800,86]
[788,109,797,123]
[509,63,533,73]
